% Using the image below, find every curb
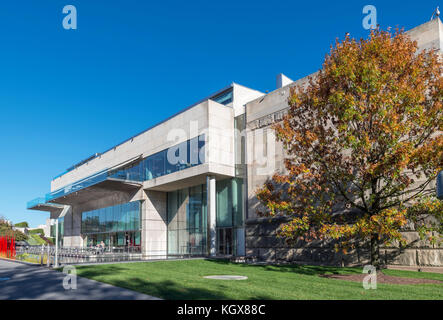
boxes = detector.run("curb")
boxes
[0,257,43,266]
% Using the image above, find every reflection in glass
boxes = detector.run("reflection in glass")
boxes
[144,134,205,181]
[216,178,243,228]
[167,184,207,256]
[81,201,141,235]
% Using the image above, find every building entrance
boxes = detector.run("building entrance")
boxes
[217,227,233,256]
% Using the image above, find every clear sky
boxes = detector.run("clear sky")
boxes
[0,0,439,227]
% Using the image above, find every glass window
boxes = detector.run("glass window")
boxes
[143,135,205,181]
[125,203,131,231]
[120,204,125,231]
[84,212,88,234]
[189,185,204,232]
[216,179,232,227]
[212,89,233,105]
[167,184,207,256]
[135,231,141,246]
[112,205,119,232]
[98,208,104,232]
[93,212,99,233]
[132,202,139,230]
[108,161,143,182]
[216,178,244,228]
[81,201,141,236]
[117,232,124,246]
[198,136,205,165]
[166,140,188,174]
[86,212,90,234]
[145,150,165,179]
[105,206,111,232]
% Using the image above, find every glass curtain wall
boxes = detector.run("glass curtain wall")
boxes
[216,178,244,256]
[167,184,207,256]
[216,178,244,228]
[81,201,141,248]
[48,135,206,204]
[50,217,64,247]
[144,135,205,181]
[212,88,233,105]
[111,134,206,182]
[167,178,244,257]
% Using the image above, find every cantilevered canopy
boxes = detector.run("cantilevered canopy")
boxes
[27,156,143,209]
[47,179,142,206]
[27,201,65,213]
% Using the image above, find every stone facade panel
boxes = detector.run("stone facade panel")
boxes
[384,249,417,266]
[246,219,442,267]
[417,249,443,266]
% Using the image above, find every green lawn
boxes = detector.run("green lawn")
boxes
[73,259,443,300]
[26,234,46,245]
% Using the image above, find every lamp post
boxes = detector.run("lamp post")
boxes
[46,242,50,267]
[51,218,59,268]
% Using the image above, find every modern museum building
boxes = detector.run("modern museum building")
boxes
[28,18,443,266]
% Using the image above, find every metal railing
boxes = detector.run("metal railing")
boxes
[14,245,143,266]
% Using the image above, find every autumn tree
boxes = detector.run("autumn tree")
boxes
[0,219,28,241]
[256,28,443,269]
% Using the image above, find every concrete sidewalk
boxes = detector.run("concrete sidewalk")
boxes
[0,259,161,300]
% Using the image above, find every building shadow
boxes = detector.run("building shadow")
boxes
[205,258,361,275]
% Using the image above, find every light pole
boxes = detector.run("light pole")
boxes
[53,218,59,268]
[46,242,50,267]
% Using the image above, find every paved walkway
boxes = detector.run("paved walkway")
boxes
[0,259,160,300]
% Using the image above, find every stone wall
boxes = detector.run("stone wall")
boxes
[245,217,443,267]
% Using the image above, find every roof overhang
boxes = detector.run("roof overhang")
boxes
[28,202,65,213]
[143,163,234,192]
[48,178,142,206]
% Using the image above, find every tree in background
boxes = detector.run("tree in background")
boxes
[14,221,29,228]
[257,28,443,269]
[0,219,28,241]
[28,228,44,235]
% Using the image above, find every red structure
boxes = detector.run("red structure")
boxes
[0,236,15,258]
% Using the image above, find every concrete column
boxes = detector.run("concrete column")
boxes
[207,176,216,256]
[64,207,82,247]
[142,191,167,259]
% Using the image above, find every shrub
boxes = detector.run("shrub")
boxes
[14,222,29,228]
[29,228,44,235]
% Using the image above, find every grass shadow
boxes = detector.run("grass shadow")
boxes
[206,258,362,276]
[108,278,233,300]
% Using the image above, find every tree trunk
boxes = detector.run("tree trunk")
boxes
[370,233,381,270]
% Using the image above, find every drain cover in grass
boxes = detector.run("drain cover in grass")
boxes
[203,275,248,280]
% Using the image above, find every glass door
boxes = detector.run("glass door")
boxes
[217,227,233,256]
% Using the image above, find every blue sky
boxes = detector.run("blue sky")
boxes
[0,0,439,227]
